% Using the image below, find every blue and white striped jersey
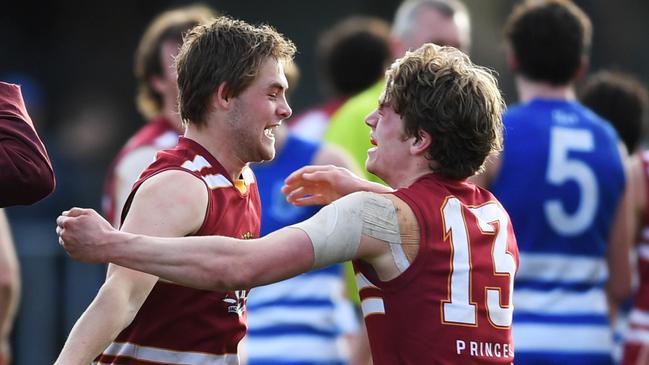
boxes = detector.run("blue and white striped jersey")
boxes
[491,98,625,364]
[247,134,358,365]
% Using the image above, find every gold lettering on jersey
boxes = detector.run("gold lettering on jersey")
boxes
[456,339,514,359]
[241,232,254,240]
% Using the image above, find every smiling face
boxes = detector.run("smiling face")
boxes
[226,58,292,163]
[364,101,414,183]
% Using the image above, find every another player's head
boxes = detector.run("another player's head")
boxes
[366,44,504,182]
[392,0,471,55]
[176,16,296,161]
[316,16,391,98]
[134,4,217,122]
[580,71,649,153]
[504,0,592,86]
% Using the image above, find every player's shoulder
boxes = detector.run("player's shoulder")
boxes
[336,191,406,217]
[138,169,206,199]
[131,169,208,224]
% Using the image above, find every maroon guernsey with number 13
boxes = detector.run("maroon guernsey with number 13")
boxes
[354,174,518,365]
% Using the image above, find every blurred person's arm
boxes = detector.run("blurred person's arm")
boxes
[0,82,54,207]
[57,192,406,291]
[607,145,634,312]
[0,210,19,365]
[112,146,158,227]
[54,170,207,365]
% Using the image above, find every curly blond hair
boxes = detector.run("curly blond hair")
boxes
[381,43,504,179]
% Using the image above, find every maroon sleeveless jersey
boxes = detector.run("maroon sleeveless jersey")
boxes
[95,137,261,365]
[622,151,649,364]
[102,116,180,225]
[354,174,518,364]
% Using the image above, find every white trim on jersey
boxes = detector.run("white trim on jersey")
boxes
[355,273,385,316]
[241,166,255,185]
[355,272,378,291]
[516,253,607,283]
[625,327,649,345]
[361,298,385,317]
[514,323,613,353]
[203,174,233,189]
[181,155,212,172]
[629,308,649,327]
[638,243,649,260]
[94,342,239,364]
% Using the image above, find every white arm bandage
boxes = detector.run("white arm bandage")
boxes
[290,191,402,269]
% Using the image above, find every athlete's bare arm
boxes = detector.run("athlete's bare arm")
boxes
[57,192,418,291]
[606,145,633,306]
[54,170,207,365]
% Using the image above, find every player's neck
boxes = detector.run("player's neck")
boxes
[384,160,434,190]
[515,76,576,103]
[184,124,247,182]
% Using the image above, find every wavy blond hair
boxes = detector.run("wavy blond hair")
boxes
[381,43,504,179]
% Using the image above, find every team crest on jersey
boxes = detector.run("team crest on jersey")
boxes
[223,289,248,316]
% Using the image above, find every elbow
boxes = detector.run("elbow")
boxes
[0,163,55,206]
[26,164,56,203]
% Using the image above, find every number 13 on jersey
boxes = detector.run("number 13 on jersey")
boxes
[441,197,517,328]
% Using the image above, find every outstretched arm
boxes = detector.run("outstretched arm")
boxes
[58,208,315,291]
[55,170,207,365]
[58,192,401,291]
[282,165,392,206]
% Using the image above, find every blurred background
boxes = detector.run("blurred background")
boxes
[1,0,648,363]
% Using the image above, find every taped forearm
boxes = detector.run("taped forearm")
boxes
[291,192,401,269]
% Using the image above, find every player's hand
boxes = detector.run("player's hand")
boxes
[282,165,368,206]
[56,208,121,263]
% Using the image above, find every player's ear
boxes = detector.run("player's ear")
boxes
[410,131,431,155]
[214,82,232,110]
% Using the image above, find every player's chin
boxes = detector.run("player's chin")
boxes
[260,145,276,162]
[365,155,377,174]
